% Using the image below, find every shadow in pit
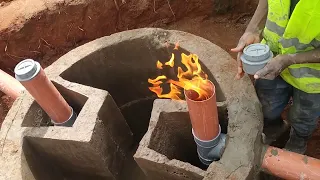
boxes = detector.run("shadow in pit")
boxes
[148,105,228,170]
[21,138,108,180]
[60,37,225,148]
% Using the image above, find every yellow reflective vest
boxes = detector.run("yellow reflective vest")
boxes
[262,0,320,93]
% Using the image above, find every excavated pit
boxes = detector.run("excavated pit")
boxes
[1,0,320,177]
[1,0,319,178]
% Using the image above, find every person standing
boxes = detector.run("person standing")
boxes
[231,0,320,154]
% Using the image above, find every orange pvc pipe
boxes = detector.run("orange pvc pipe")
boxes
[184,80,219,141]
[262,146,320,180]
[0,69,25,99]
[15,60,71,123]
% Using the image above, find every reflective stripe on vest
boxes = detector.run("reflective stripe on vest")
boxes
[289,67,320,78]
[265,19,285,36]
[265,19,320,52]
[263,0,320,93]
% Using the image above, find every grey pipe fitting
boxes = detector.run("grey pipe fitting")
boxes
[52,106,77,127]
[240,43,273,75]
[192,125,226,166]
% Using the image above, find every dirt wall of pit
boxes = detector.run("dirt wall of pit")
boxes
[0,0,258,73]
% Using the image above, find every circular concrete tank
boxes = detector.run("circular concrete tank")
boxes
[1,28,263,180]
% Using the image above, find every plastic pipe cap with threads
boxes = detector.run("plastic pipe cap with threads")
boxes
[240,43,273,75]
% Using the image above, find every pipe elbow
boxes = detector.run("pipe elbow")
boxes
[207,133,226,160]
[193,125,226,166]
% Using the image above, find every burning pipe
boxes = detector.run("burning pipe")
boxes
[185,80,226,165]
[0,69,25,99]
[262,146,320,180]
[14,59,77,127]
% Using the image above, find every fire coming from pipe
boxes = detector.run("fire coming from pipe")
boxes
[148,44,220,140]
[148,44,226,164]
[148,44,211,101]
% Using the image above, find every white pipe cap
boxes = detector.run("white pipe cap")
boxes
[14,59,41,81]
[242,43,271,62]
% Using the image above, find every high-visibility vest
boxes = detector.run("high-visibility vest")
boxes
[262,0,320,93]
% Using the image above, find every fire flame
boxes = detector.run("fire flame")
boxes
[165,53,175,67]
[148,44,211,101]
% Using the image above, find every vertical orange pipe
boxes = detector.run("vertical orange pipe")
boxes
[0,69,25,99]
[184,80,219,140]
[262,146,320,180]
[14,59,71,124]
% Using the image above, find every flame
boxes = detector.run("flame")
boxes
[148,75,167,86]
[148,45,212,101]
[149,83,181,100]
[156,61,163,69]
[165,53,175,67]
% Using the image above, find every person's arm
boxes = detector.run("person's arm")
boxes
[254,48,320,79]
[231,0,268,79]
[245,0,268,34]
[283,48,320,65]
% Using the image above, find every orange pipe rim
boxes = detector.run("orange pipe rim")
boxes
[184,80,216,103]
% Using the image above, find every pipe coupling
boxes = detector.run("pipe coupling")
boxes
[192,125,226,166]
[52,106,77,127]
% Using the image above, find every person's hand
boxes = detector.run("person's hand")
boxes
[231,32,260,79]
[254,55,288,80]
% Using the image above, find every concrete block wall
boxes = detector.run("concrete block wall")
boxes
[0,79,133,180]
[134,100,206,180]
[135,95,262,180]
